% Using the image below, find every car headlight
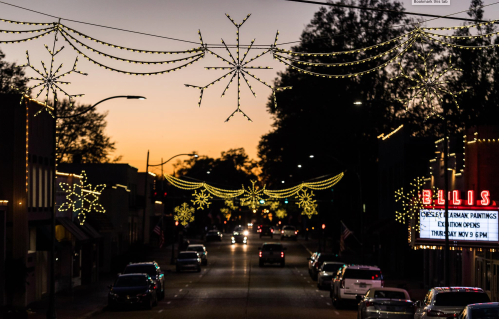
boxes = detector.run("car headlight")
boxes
[243,231,249,236]
[231,236,235,240]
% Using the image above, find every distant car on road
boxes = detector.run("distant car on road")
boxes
[258,225,273,238]
[259,242,286,267]
[232,225,248,244]
[459,302,499,319]
[176,251,201,272]
[414,287,490,319]
[280,225,297,240]
[357,287,414,319]
[309,252,340,280]
[205,230,223,241]
[108,274,158,309]
[122,261,165,300]
[187,244,208,265]
[317,261,344,290]
[331,265,383,308]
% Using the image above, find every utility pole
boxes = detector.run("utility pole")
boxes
[444,134,450,286]
[142,150,149,244]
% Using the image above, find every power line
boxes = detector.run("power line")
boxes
[284,0,490,23]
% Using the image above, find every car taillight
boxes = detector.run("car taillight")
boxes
[153,285,157,289]
[259,252,262,257]
[281,252,284,258]
[340,279,345,289]
[295,231,297,235]
[427,310,448,317]
[315,263,320,269]
[365,301,373,308]
[271,229,274,233]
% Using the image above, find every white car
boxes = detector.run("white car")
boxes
[281,225,297,240]
[186,244,208,265]
[415,287,490,319]
[317,261,344,290]
[459,302,499,319]
[331,265,383,307]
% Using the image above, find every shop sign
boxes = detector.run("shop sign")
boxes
[420,209,498,242]
[422,190,491,206]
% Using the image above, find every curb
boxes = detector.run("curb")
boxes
[76,304,107,319]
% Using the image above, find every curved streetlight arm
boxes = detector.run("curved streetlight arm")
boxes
[56,95,146,119]
[149,153,198,167]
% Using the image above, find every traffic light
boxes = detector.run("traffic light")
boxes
[322,224,326,230]
[175,221,179,226]
[259,199,265,205]
[278,221,281,225]
[224,221,227,224]
[284,198,288,204]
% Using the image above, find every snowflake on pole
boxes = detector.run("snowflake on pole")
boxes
[301,203,318,219]
[185,14,291,122]
[174,202,195,226]
[241,180,265,210]
[20,43,87,117]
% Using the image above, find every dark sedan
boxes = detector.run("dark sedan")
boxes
[108,274,158,309]
[357,288,414,319]
[205,230,223,241]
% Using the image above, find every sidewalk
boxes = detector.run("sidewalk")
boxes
[26,243,174,319]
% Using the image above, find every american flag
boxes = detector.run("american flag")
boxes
[153,218,164,248]
[339,221,353,253]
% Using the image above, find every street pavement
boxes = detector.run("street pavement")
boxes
[93,232,358,319]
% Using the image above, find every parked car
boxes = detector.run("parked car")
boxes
[307,252,320,275]
[357,287,414,319]
[317,261,344,290]
[176,251,202,272]
[259,242,286,267]
[205,230,223,241]
[258,225,273,238]
[108,274,158,309]
[310,252,340,280]
[415,287,490,319]
[187,244,208,265]
[281,225,297,240]
[459,302,499,319]
[122,261,165,300]
[232,225,248,244]
[271,226,281,236]
[331,265,383,307]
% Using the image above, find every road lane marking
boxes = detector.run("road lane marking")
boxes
[307,281,310,283]
[167,301,171,305]
[189,281,192,283]
[315,290,319,292]
[334,311,339,315]
[158,310,163,313]
[326,302,331,306]
[179,289,182,291]
[199,275,202,277]
[320,295,323,297]
[185,284,189,287]
[174,295,178,298]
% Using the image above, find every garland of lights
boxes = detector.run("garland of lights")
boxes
[59,170,106,225]
[164,172,344,214]
[2,16,499,121]
[174,202,196,226]
[394,176,439,231]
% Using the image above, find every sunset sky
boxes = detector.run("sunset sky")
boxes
[1,0,497,175]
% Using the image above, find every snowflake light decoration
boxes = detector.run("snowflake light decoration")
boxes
[59,170,105,225]
[185,14,292,122]
[301,203,318,219]
[296,189,316,209]
[174,202,195,226]
[21,43,87,117]
[241,180,265,210]
[275,208,287,219]
[224,199,238,211]
[391,50,467,120]
[191,189,213,210]
[395,176,439,231]
[268,200,280,211]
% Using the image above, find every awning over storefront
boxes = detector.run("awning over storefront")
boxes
[80,222,103,240]
[56,217,90,243]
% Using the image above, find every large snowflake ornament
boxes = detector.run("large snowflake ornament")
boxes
[191,189,213,210]
[185,14,291,122]
[241,180,265,210]
[301,203,318,219]
[394,176,439,231]
[59,170,106,225]
[391,50,467,120]
[275,208,287,219]
[21,43,87,117]
[174,202,196,226]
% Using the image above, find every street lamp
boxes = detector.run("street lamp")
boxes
[47,95,145,319]
[142,153,198,245]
